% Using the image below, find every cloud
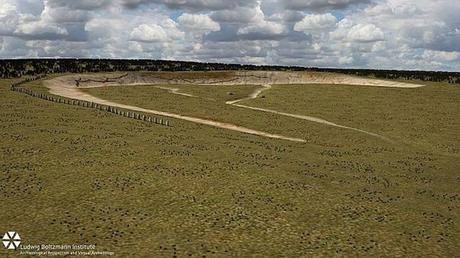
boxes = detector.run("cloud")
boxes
[121,0,258,11]
[0,0,459,71]
[13,16,69,40]
[210,6,259,23]
[281,0,372,11]
[84,17,127,39]
[161,19,185,40]
[423,50,460,62]
[130,24,168,42]
[45,0,111,10]
[0,1,16,16]
[203,24,239,42]
[178,14,220,32]
[347,24,384,42]
[294,13,337,31]
[238,20,285,40]
[41,6,89,23]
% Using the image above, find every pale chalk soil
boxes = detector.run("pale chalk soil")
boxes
[45,71,424,142]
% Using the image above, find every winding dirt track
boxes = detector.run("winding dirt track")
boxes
[153,86,196,98]
[46,80,307,143]
[45,71,424,143]
[226,84,392,141]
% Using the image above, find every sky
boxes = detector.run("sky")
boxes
[0,0,459,71]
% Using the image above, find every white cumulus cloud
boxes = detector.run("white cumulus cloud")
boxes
[178,14,220,32]
[130,24,168,42]
[0,0,459,71]
[294,13,337,31]
[347,24,385,42]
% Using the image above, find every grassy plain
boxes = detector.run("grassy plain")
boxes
[82,84,390,148]
[0,75,459,257]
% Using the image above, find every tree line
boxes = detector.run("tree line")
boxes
[1,59,458,84]
[310,68,460,84]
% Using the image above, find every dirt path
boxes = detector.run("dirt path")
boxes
[226,84,391,141]
[127,84,390,141]
[45,71,424,143]
[45,80,306,143]
[226,84,272,105]
[153,86,196,98]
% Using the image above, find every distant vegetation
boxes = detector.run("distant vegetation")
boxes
[0,59,304,78]
[311,68,460,84]
[1,59,459,84]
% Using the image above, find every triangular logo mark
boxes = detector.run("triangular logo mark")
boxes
[2,231,21,250]
[13,241,21,249]
[13,233,20,240]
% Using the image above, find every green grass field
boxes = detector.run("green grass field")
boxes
[1,75,459,257]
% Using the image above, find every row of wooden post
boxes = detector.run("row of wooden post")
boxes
[10,75,171,127]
